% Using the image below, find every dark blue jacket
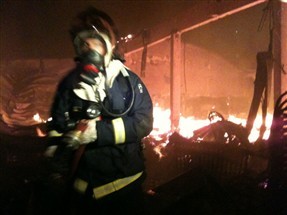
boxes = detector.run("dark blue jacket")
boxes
[49,63,153,188]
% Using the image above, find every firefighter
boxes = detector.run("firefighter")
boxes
[46,7,153,215]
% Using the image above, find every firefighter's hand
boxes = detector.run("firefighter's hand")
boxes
[78,118,100,144]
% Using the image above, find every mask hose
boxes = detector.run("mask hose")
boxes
[98,75,135,118]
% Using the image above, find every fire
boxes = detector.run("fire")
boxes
[33,113,47,137]
[150,106,171,137]
[178,117,210,138]
[36,127,46,137]
[150,106,273,157]
[248,114,273,143]
[33,113,44,123]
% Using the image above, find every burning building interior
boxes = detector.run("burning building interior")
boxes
[0,0,287,214]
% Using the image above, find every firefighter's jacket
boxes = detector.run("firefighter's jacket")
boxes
[48,60,153,198]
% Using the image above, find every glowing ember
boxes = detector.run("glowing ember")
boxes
[119,33,134,43]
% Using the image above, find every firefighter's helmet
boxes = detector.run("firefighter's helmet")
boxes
[69,7,120,66]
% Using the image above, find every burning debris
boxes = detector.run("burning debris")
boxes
[147,109,255,160]
[171,111,249,146]
[142,109,271,193]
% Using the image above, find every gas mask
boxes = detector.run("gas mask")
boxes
[80,49,105,70]
[73,26,114,67]
[76,32,107,85]
[79,49,104,85]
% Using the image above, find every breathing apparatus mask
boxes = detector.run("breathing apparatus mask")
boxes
[74,26,113,62]
[72,25,135,118]
[80,48,104,70]
[72,26,110,85]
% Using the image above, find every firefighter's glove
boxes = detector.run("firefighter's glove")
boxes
[63,118,99,149]
[78,118,99,144]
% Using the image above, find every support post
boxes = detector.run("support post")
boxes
[170,31,182,130]
[273,0,287,101]
[281,1,287,92]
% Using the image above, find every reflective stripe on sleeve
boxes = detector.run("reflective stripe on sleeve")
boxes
[112,117,126,144]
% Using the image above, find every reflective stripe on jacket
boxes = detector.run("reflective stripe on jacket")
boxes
[73,171,143,199]
[49,62,153,193]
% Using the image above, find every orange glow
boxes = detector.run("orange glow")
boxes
[247,113,273,143]
[150,106,273,157]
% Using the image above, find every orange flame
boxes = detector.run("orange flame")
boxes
[150,106,273,157]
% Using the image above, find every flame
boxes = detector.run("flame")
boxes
[36,127,46,137]
[150,106,273,157]
[178,117,210,138]
[150,106,171,137]
[33,113,47,137]
[33,113,43,123]
[247,114,273,143]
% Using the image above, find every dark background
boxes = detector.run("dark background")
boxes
[0,0,195,59]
